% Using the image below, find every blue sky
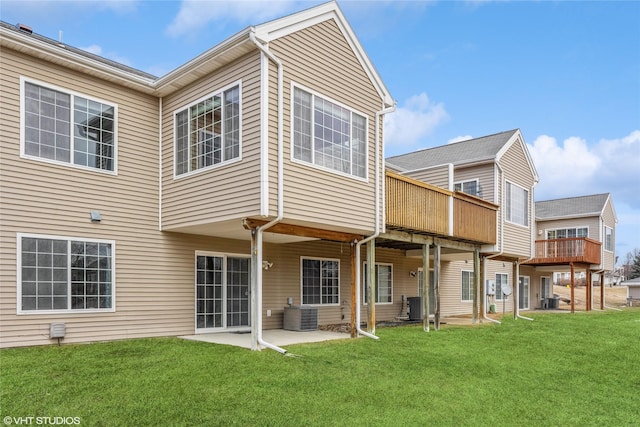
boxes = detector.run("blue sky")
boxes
[2,0,639,261]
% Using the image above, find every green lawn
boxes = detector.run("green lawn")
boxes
[2,309,639,426]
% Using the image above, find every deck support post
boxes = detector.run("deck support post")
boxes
[472,247,480,324]
[586,268,592,311]
[513,262,519,319]
[422,243,430,332]
[600,271,605,310]
[479,253,485,321]
[434,244,441,330]
[366,240,376,334]
[250,228,260,351]
[350,242,357,338]
[570,263,575,314]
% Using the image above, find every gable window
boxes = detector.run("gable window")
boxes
[505,181,529,226]
[461,270,473,302]
[292,86,367,178]
[22,79,116,172]
[301,258,339,305]
[363,263,393,304]
[604,226,613,252]
[175,83,241,176]
[454,179,480,197]
[495,273,508,301]
[18,234,114,313]
[547,227,588,239]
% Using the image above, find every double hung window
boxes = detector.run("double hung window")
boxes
[175,83,241,176]
[23,80,116,172]
[293,86,367,178]
[505,181,529,226]
[301,258,339,305]
[19,234,114,313]
[461,270,473,301]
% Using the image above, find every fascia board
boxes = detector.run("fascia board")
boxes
[496,129,540,183]
[535,213,601,221]
[1,26,156,94]
[254,1,394,108]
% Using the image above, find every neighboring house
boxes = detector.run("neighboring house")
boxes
[522,193,618,311]
[385,129,539,317]
[0,2,498,349]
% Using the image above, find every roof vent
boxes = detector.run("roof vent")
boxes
[16,23,33,34]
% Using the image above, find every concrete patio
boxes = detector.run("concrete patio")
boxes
[180,329,352,350]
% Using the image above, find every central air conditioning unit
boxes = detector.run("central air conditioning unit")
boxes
[283,305,318,331]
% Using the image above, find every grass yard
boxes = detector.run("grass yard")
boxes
[2,309,639,426]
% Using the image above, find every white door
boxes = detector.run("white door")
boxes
[196,254,250,332]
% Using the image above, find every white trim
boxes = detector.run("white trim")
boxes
[16,232,116,315]
[603,225,614,253]
[20,76,118,176]
[518,275,531,310]
[172,79,243,179]
[299,256,341,307]
[289,82,369,182]
[453,178,480,196]
[505,180,530,228]
[545,226,589,239]
[158,97,163,230]
[461,269,474,302]
[495,130,540,184]
[194,251,251,333]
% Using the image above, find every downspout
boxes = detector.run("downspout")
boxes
[354,103,396,340]
[483,163,505,324]
[158,97,163,231]
[249,31,287,354]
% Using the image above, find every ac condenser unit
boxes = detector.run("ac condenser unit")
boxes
[283,305,318,331]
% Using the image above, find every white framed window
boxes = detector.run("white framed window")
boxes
[541,276,551,300]
[17,233,115,314]
[454,179,480,197]
[174,82,241,176]
[21,77,117,173]
[301,257,340,305]
[604,226,613,252]
[547,227,588,239]
[519,276,530,310]
[363,263,393,304]
[292,84,367,179]
[495,273,508,301]
[505,181,529,227]
[461,270,473,302]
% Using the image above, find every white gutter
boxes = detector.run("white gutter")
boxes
[249,31,287,354]
[354,103,395,340]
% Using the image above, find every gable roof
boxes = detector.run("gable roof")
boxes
[1,2,392,103]
[386,129,539,183]
[535,193,614,220]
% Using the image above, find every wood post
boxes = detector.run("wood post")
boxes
[434,244,441,330]
[479,254,485,322]
[600,271,605,310]
[570,263,575,314]
[350,242,357,338]
[366,240,376,334]
[422,243,430,332]
[472,247,480,324]
[586,268,592,311]
[513,262,519,319]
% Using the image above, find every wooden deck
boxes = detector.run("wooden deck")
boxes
[526,238,601,265]
[385,172,497,244]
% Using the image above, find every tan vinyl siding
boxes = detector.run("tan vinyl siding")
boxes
[601,199,616,270]
[270,19,381,233]
[500,139,535,258]
[537,217,599,241]
[454,163,495,202]
[161,51,264,229]
[404,165,451,190]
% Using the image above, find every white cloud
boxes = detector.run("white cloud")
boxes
[384,92,449,149]
[528,130,640,208]
[448,135,473,144]
[79,45,132,67]
[167,0,300,37]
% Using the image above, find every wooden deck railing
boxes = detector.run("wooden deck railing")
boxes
[452,192,497,244]
[385,172,497,244]
[527,238,601,265]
